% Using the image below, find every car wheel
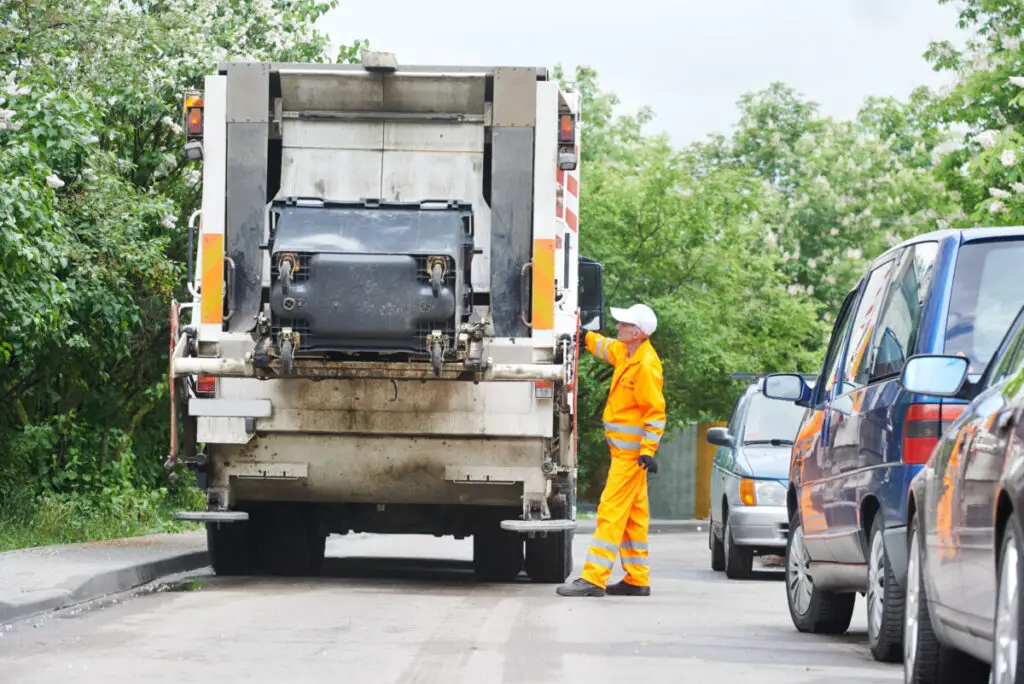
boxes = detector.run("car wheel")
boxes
[724,514,753,579]
[904,514,942,682]
[786,508,855,634]
[904,513,990,684]
[993,514,1024,684]
[710,519,725,571]
[867,516,905,662]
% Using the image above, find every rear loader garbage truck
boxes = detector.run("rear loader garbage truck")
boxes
[166,52,607,582]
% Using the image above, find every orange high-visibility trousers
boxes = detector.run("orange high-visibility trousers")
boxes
[581,450,651,588]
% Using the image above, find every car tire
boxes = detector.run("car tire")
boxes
[710,521,725,572]
[903,513,990,684]
[992,514,1024,684]
[786,508,855,634]
[724,514,753,579]
[867,516,905,662]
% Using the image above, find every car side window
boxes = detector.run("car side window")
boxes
[813,288,859,405]
[841,256,898,392]
[868,242,939,382]
[716,392,745,469]
[985,309,1024,387]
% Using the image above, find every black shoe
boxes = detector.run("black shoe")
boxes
[605,580,651,596]
[555,578,605,597]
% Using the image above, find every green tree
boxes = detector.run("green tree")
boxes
[923,0,1024,223]
[0,0,366,548]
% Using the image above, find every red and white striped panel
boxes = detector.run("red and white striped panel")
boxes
[555,143,580,232]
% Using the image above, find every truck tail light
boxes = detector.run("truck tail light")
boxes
[902,403,965,464]
[184,93,204,137]
[558,113,574,144]
[196,375,216,396]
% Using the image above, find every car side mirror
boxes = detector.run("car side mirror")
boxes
[900,354,970,398]
[706,427,734,447]
[579,256,605,332]
[763,373,812,404]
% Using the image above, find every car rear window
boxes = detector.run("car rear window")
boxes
[945,238,1024,375]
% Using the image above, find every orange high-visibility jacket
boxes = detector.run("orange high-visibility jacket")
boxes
[585,331,667,458]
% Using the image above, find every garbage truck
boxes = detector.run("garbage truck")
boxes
[167,52,607,582]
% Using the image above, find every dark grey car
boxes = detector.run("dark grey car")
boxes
[900,304,1024,684]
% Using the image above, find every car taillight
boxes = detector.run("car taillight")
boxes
[902,403,965,464]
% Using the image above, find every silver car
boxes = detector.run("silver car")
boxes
[706,378,811,579]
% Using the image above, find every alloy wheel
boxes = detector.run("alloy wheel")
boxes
[867,530,886,644]
[903,527,921,683]
[994,530,1020,684]
[787,524,813,616]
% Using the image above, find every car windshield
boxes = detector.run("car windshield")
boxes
[945,238,1024,376]
[741,392,807,444]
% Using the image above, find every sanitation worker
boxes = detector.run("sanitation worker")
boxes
[557,303,666,597]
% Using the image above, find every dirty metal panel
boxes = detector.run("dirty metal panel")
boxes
[278,148,382,201]
[485,339,534,364]
[226,462,308,480]
[278,72,384,113]
[382,121,483,153]
[189,398,272,418]
[382,74,487,115]
[218,376,551,437]
[282,120,384,151]
[220,434,544,504]
[444,465,540,484]
[197,416,254,444]
[492,67,537,127]
[225,64,270,333]
[260,407,550,437]
[489,126,534,338]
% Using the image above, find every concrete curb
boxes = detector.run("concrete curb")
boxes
[0,549,209,626]
[574,519,707,534]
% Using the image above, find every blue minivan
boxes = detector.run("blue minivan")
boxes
[762,226,1024,663]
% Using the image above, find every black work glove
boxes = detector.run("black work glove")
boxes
[638,455,658,474]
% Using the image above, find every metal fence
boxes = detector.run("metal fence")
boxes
[647,421,724,520]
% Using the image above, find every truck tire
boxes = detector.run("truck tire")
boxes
[786,509,855,634]
[250,505,316,577]
[473,523,524,583]
[525,529,574,583]
[207,521,253,576]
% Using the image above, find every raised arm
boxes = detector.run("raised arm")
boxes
[584,331,628,366]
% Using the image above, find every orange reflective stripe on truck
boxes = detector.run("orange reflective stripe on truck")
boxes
[200,233,224,325]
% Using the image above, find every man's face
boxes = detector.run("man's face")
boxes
[616,321,643,344]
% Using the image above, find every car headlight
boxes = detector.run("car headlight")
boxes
[739,478,786,506]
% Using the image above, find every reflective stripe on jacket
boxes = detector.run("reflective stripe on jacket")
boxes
[585,331,667,457]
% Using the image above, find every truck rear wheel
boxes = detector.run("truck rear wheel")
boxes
[250,505,321,577]
[525,529,573,583]
[473,522,524,583]
[207,520,253,576]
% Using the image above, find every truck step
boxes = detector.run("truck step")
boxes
[500,519,577,533]
[174,511,250,523]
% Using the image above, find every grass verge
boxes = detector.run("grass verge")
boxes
[0,483,204,553]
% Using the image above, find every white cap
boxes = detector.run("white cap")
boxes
[610,303,657,336]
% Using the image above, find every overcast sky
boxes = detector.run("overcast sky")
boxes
[317,0,967,147]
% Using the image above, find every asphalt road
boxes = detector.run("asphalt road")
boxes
[0,530,899,684]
